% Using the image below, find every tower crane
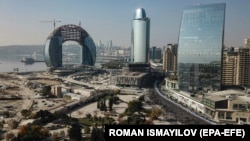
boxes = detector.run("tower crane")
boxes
[40,19,61,30]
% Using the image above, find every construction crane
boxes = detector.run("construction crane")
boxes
[40,19,61,30]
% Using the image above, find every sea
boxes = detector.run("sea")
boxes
[0,59,102,73]
[0,59,47,73]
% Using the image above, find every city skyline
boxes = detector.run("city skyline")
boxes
[0,0,250,48]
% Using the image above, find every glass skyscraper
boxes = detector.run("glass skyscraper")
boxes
[131,8,150,63]
[177,3,226,94]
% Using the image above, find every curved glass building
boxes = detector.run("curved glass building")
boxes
[44,24,96,68]
[177,3,226,94]
[131,8,150,63]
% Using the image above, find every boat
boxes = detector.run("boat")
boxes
[21,57,35,63]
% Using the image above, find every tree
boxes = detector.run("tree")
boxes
[51,132,60,141]
[125,100,143,114]
[99,99,107,111]
[5,132,15,141]
[34,110,55,124]
[150,107,162,120]
[40,85,52,96]
[0,120,4,130]
[18,124,50,140]
[84,126,91,134]
[59,130,66,138]
[108,96,113,111]
[68,123,82,141]
[21,109,31,118]
[7,119,19,129]
[90,127,104,141]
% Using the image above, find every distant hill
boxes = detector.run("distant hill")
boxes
[0,45,44,61]
[0,45,44,52]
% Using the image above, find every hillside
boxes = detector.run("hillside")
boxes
[0,45,44,61]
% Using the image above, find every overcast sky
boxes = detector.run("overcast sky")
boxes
[0,0,250,48]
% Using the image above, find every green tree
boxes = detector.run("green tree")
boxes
[21,109,31,118]
[125,100,143,114]
[0,120,4,130]
[68,123,82,141]
[108,96,113,111]
[7,119,19,129]
[18,124,50,141]
[90,127,104,141]
[100,99,107,111]
[84,126,91,134]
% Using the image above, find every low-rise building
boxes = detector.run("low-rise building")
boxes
[164,82,250,124]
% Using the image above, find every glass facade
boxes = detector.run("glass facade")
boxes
[44,24,96,68]
[177,3,226,94]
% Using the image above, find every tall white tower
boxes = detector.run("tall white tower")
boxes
[131,8,150,63]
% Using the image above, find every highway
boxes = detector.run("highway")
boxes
[154,80,217,125]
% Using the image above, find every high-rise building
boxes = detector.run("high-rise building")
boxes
[163,44,178,72]
[222,47,238,87]
[222,45,250,88]
[150,46,162,61]
[237,48,250,87]
[244,37,250,48]
[177,3,226,94]
[131,8,150,63]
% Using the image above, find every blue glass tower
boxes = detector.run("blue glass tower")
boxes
[177,3,226,94]
[44,24,96,68]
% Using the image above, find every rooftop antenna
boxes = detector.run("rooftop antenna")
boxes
[40,19,61,30]
[79,21,81,27]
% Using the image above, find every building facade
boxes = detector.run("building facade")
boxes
[131,8,150,63]
[149,46,162,61]
[238,48,250,87]
[177,3,226,94]
[44,24,96,68]
[163,44,178,72]
[222,47,239,87]
[222,40,250,88]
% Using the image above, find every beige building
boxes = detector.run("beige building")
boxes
[222,47,250,88]
[202,90,250,124]
[222,48,239,86]
[164,80,250,124]
[162,44,177,72]
[238,47,250,86]
[113,72,149,87]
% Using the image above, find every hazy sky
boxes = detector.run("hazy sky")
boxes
[0,0,250,48]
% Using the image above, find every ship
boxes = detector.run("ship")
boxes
[21,57,35,63]
[21,57,44,64]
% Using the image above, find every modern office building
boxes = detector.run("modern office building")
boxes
[177,3,226,94]
[163,44,178,72]
[131,8,150,63]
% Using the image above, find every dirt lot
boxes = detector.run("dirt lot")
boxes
[0,72,62,119]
